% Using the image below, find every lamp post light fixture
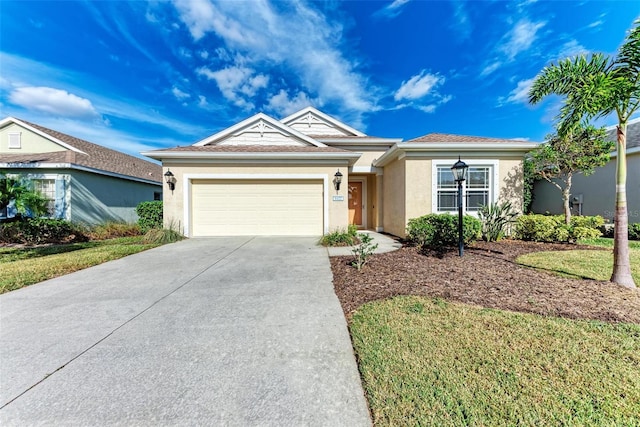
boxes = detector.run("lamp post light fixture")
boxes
[164,169,176,192]
[451,157,469,257]
[333,169,343,192]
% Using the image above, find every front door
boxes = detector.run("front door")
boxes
[348,181,363,226]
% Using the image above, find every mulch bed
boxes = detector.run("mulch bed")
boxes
[331,239,640,324]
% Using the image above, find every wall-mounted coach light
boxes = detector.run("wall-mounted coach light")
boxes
[164,170,177,192]
[333,169,343,192]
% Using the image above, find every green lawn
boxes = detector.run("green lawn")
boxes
[350,296,640,426]
[0,237,160,293]
[517,238,640,283]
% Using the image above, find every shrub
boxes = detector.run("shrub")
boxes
[514,215,562,242]
[0,218,87,244]
[352,233,378,271]
[88,221,141,240]
[570,215,605,229]
[478,201,519,242]
[136,201,163,233]
[630,223,640,241]
[142,228,185,244]
[514,214,602,243]
[320,226,359,247]
[406,213,481,253]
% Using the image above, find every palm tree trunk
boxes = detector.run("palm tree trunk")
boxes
[610,123,636,288]
[563,174,572,225]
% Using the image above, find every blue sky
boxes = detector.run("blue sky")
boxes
[1,0,639,158]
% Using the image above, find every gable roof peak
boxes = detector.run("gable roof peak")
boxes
[192,112,327,148]
[280,106,366,137]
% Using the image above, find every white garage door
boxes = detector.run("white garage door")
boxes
[191,179,324,236]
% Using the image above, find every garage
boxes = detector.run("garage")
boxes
[190,179,324,236]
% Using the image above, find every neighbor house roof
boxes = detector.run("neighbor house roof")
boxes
[1,117,162,184]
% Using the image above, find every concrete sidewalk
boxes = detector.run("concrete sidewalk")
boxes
[0,237,371,426]
[326,231,403,257]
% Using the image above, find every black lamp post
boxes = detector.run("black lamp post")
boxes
[451,157,469,256]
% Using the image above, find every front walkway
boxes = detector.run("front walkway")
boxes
[326,231,403,257]
[0,237,371,426]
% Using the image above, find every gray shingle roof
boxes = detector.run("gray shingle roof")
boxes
[3,119,162,183]
[151,145,350,153]
[407,133,531,144]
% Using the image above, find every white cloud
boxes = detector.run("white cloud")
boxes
[373,0,411,20]
[197,66,269,110]
[556,40,587,60]
[198,95,208,107]
[9,86,99,118]
[499,19,546,60]
[265,89,314,116]
[499,77,535,105]
[451,1,471,40]
[392,71,451,114]
[417,105,436,114]
[172,0,376,123]
[395,71,444,101]
[480,61,502,77]
[0,52,208,138]
[172,86,190,100]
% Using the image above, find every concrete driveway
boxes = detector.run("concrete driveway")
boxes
[0,237,371,426]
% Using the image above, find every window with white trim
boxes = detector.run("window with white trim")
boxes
[434,161,497,214]
[436,167,458,212]
[465,167,491,211]
[33,179,56,216]
[8,132,21,149]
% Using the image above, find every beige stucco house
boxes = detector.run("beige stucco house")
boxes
[143,107,537,238]
[532,118,639,224]
[0,117,162,224]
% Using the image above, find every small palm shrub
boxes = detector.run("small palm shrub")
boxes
[478,201,519,242]
[630,223,640,241]
[407,213,482,253]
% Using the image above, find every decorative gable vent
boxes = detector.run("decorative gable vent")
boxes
[8,132,21,149]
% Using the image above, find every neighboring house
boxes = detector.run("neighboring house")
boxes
[0,117,162,224]
[532,118,640,224]
[143,107,537,237]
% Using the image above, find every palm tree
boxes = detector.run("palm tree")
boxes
[529,19,639,289]
[0,174,49,220]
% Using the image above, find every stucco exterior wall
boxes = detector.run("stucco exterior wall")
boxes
[163,163,351,235]
[70,170,160,224]
[366,175,378,230]
[498,158,525,212]
[0,123,67,154]
[352,151,386,170]
[381,158,406,237]
[405,159,433,221]
[532,153,639,223]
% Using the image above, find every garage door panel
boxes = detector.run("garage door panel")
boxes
[191,180,323,236]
